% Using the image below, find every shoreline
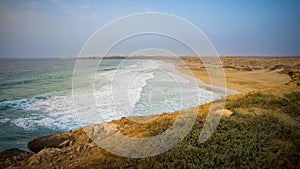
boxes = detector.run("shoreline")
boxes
[0,57,232,153]
[157,59,239,96]
[2,82,299,168]
[87,56,297,93]
[1,57,300,168]
[173,56,298,93]
[163,58,239,95]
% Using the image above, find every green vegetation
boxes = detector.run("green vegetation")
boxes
[1,86,299,168]
[84,88,300,168]
[226,91,300,118]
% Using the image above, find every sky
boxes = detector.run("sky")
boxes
[0,0,299,58]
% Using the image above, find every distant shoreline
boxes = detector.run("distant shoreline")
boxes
[78,55,300,60]
[1,55,300,60]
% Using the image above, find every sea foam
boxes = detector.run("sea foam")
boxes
[0,59,222,131]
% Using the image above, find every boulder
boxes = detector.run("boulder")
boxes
[28,133,74,153]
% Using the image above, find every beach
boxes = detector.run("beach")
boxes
[1,0,299,168]
[174,57,299,93]
[0,56,300,168]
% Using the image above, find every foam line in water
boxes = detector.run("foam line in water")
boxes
[0,59,229,131]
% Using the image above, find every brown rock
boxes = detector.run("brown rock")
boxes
[69,140,73,146]
[0,148,33,168]
[28,133,74,153]
[0,148,32,161]
[76,146,81,152]
[59,139,70,148]
[85,142,97,148]
[28,148,62,165]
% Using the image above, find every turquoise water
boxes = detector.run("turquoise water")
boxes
[0,58,221,152]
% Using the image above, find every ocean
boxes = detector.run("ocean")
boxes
[0,58,222,152]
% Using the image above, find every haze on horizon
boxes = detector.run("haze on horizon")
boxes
[0,0,299,58]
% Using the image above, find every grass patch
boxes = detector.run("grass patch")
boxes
[88,113,300,168]
[84,90,300,168]
[4,86,299,168]
[226,91,300,118]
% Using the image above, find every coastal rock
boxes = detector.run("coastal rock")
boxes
[28,148,62,165]
[28,132,74,153]
[84,122,118,142]
[0,148,33,168]
[0,148,31,161]
[58,139,70,148]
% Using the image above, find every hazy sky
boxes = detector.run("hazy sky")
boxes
[0,0,299,58]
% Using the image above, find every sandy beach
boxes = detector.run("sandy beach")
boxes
[1,56,300,168]
[174,57,300,93]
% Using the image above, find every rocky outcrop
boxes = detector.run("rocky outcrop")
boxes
[28,148,63,165]
[29,148,63,164]
[0,148,33,168]
[287,70,300,86]
[28,132,75,153]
